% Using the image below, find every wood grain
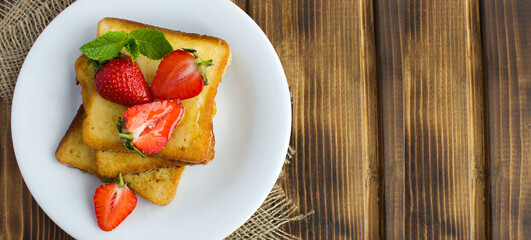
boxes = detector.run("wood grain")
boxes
[241,0,381,238]
[0,99,73,240]
[2,0,531,239]
[482,0,531,239]
[465,0,488,238]
[375,0,487,239]
[375,0,405,238]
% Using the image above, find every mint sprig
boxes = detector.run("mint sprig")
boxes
[124,38,139,61]
[129,29,174,60]
[80,29,173,63]
[80,31,128,62]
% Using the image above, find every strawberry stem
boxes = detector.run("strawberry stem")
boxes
[182,48,199,57]
[182,48,213,85]
[197,59,213,67]
[118,132,133,140]
[127,182,136,195]
[117,117,148,158]
[132,146,148,158]
[118,173,124,186]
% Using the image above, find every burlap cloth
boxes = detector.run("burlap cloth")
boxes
[0,0,307,239]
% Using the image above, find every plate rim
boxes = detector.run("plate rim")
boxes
[11,0,292,239]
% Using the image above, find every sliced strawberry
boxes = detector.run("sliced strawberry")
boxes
[118,99,184,155]
[151,48,213,100]
[94,55,153,106]
[94,173,137,231]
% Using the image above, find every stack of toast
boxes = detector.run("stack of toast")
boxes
[55,18,231,205]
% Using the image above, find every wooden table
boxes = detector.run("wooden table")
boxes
[1,0,530,239]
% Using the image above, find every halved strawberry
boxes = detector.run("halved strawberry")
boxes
[94,173,137,231]
[118,99,184,155]
[151,48,213,100]
[94,55,153,106]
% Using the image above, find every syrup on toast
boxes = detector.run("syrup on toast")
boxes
[75,55,208,176]
[80,18,230,163]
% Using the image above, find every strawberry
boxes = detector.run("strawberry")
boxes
[118,99,184,155]
[93,173,137,231]
[151,48,213,100]
[94,55,153,106]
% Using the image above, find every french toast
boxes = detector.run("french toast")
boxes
[56,106,185,205]
[80,18,230,163]
[55,106,99,176]
[94,150,182,178]
[75,55,201,176]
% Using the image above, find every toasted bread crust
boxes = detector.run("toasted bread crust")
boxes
[94,150,184,178]
[56,106,100,176]
[75,55,94,109]
[98,18,230,49]
[123,166,185,206]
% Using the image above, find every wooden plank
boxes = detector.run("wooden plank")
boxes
[465,0,488,238]
[375,0,487,238]
[0,99,73,240]
[375,0,406,238]
[243,0,381,238]
[482,0,531,239]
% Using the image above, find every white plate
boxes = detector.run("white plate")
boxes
[11,0,290,239]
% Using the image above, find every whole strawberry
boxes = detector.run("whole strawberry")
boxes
[94,56,153,106]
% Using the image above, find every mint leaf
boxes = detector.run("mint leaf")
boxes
[80,29,172,63]
[125,38,139,61]
[129,29,173,59]
[79,31,128,62]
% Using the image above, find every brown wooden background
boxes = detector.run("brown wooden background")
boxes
[1,0,530,239]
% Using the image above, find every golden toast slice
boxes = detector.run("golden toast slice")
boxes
[94,150,182,178]
[56,106,185,205]
[80,18,230,163]
[55,106,99,176]
[76,55,203,176]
